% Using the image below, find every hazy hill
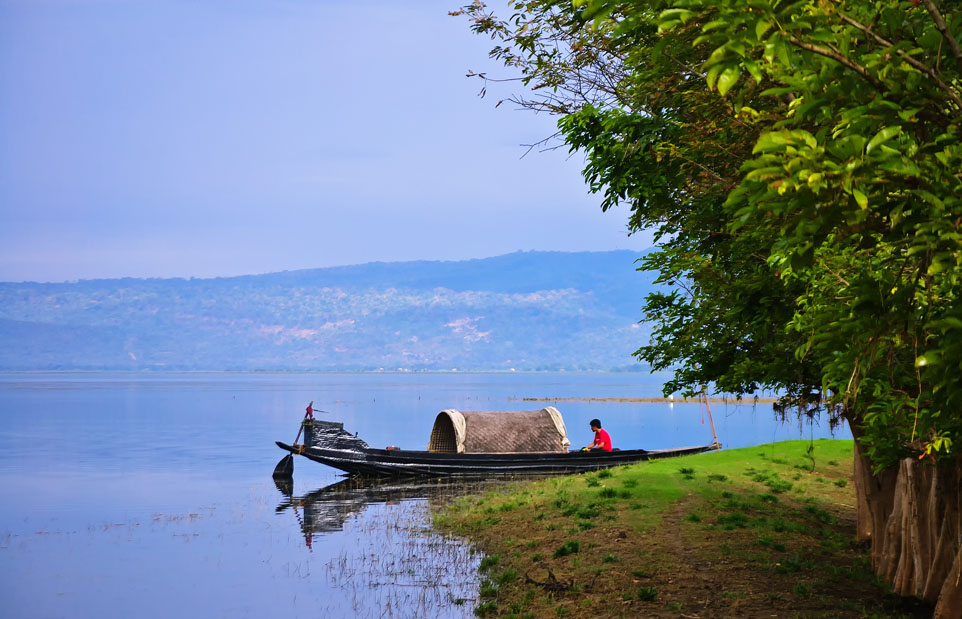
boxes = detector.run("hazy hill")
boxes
[0,250,658,371]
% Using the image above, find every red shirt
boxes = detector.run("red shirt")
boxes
[593,428,612,452]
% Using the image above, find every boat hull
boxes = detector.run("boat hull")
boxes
[275,441,720,477]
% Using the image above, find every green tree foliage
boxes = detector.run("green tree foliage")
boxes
[456,0,962,469]
[654,0,962,469]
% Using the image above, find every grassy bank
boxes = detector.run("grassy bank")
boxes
[434,440,932,618]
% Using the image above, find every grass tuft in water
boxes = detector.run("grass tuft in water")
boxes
[479,555,500,571]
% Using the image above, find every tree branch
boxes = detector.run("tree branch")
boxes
[836,11,962,115]
[519,130,565,158]
[922,0,962,73]
[785,35,885,93]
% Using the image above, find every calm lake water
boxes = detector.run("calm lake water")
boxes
[0,372,849,618]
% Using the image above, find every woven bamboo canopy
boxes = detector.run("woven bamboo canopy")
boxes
[427,407,571,454]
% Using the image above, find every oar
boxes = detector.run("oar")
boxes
[272,403,313,479]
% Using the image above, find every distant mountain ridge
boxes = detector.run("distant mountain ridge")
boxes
[0,250,658,371]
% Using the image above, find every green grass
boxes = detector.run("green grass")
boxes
[452,441,855,526]
[497,568,518,584]
[718,512,749,529]
[479,579,499,597]
[637,586,658,601]
[479,555,500,571]
[553,540,580,558]
[435,440,867,617]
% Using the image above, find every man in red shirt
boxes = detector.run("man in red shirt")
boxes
[583,418,612,452]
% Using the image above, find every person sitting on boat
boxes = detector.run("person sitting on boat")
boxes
[582,419,612,452]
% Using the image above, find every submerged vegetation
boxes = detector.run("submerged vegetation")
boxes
[435,440,930,617]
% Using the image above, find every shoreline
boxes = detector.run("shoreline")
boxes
[517,396,778,404]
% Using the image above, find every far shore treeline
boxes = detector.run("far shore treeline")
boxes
[0,250,658,372]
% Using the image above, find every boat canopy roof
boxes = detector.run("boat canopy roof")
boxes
[427,407,571,454]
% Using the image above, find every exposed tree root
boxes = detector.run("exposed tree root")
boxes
[852,429,961,618]
[525,568,573,594]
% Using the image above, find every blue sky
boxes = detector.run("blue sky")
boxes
[0,0,648,283]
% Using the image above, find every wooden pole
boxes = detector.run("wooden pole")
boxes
[702,387,720,448]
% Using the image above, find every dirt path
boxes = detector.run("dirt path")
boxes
[630,493,932,618]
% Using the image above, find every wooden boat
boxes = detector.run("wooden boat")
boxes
[274,407,721,478]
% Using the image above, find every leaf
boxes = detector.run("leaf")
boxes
[753,132,789,154]
[852,188,868,209]
[658,19,681,33]
[915,352,943,367]
[932,317,962,331]
[827,135,867,160]
[659,9,695,22]
[759,86,796,97]
[658,9,695,29]
[744,165,785,180]
[701,20,729,33]
[706,45,729,65]
[915,190,945,208]
[898,108,921,122]
[775,35,791,66]
[877,158,921,177]
[744,60,763,83]
[796,130,817,149]
[756,20,772,41]
[706,64,723,90]
[866,126,902,155]
[717,65,741,96]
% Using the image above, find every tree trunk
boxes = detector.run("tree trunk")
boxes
[850,422,962,617]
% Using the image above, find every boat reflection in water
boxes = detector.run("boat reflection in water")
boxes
[274,476,511,617]
[274,476,511,547]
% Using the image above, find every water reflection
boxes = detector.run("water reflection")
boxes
[271,476,518,617]
[275,476,510,545]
